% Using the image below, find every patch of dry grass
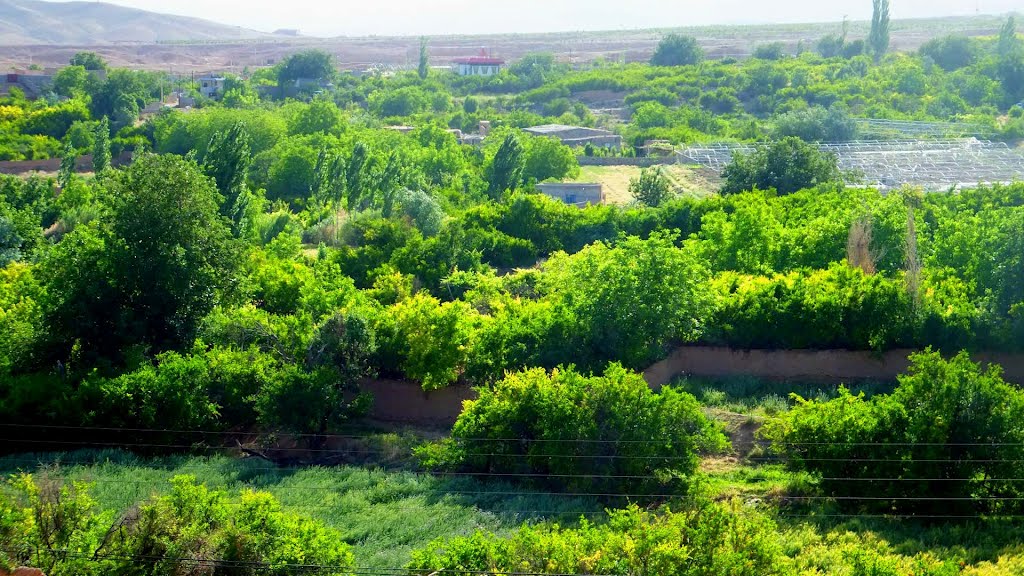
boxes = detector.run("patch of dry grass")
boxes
[571,164,718,204]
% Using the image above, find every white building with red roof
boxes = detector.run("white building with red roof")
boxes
[453,49,505,77]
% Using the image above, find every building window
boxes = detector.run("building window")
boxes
[566,194,577,204]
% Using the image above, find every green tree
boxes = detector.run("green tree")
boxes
[919,35,977,71]
[722,137,843,195]
[650,34,703,66]
[522,135,579,183]
[869,0,891,62]
[69,51,107,70]
[43,154,238,361]
[369,85,431,117]
[486,133,525,199]
[817,34,846,58]
[418,37,430,80]
[289,98,344,135]
[753,43,786,60]
[772,105,857,142]
[278,49,335,85]
[52,65,89,98]
[202,121,252,225]
[345,141,371,210]
[629,166,672,207]
[999,15,1019,58]
[88,69,153,120]
[543,231,714,368]
[57,140,76,189]
[998,16,1024,102]
[91,116,110,174]
[0,215,21,267]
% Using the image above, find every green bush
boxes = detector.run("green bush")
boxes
[378,293,479,389]
[541,231,714,369]
[710,265,916,350]
[722,137,844,195]
[408,501,784,576]
[418,364,728,495]
[0,472,355,576]
[763,351,1024,514]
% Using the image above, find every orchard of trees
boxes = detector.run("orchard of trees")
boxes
[3,13,1024,576]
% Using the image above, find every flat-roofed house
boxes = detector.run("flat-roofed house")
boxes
[454,49,505,77]
[537,182,605,207]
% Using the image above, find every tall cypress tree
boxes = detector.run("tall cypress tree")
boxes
[487,133,525,199]
[58,140,76,188]
[92,116,111,174]
[869,0,891,63]
[999,15,1019,58]
[203,122,252,222]
[418,37,430,80]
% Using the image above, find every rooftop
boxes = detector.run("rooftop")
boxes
[525,124,614,135]
[453,48,504,66]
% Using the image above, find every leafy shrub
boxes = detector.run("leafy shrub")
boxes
[722,137,843,195]
[378,293,479,389]
[0,473,355,576]
[651,34,703,67]
[919,35,977,71]
[418,364,727,495]
[710,265,916,350]
[772,105,857,142]
[399,188,445,237]
[541,231,714,369]
[408,501,784,576]
[763,351,1024,514]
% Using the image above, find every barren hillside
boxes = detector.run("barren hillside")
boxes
[0,0,268,45]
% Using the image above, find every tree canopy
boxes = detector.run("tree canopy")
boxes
[650,34,703,67]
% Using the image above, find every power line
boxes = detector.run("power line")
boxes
[5,423,1024,447]
[7,438,1024,463]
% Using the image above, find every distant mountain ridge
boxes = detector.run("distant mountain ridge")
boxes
[0,0,270,45]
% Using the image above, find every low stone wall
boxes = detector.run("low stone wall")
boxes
[361,378,476,426]
[362,348,1024,425]
[577,156,677,167]
[0,152,132,175]
[644,346,1024,389]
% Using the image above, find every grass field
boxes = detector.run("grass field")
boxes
[5,438,1024,574]
[571,164,719,205]
[0,450,606,569]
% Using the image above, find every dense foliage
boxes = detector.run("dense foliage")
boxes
[408,501,784,576]
[0,472,354,576]
[4,18,1024,574]
[418,364,727,494]
[721,137,844,194]
[763,351,1024,514]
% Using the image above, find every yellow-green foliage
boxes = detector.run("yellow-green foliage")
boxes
[0,263,44,375]
[0,472,355,576]
[409,501,784,576]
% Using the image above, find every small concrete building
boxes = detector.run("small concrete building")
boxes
[537,183,605,207]
[198,76,226,99]
[524,124,622,149]
[453,49,505,76]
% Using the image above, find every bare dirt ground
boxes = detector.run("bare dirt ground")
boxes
[573,164,720,204]
[0,14,1007,74]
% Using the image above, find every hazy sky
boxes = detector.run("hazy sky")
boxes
[93,0,1023,36]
